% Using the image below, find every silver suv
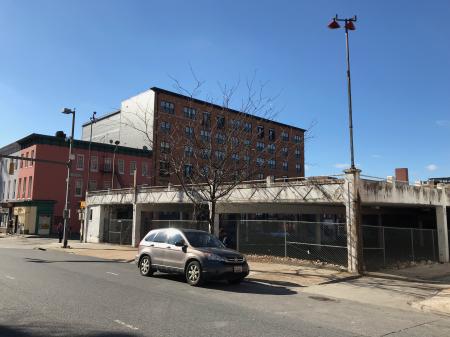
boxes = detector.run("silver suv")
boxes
[135,228,249,286]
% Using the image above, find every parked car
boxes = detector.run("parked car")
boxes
[135,228,249,286]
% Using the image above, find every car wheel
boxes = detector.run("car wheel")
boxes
[139,255,153,277]
[228,277,244,285]
[186,261,204,286]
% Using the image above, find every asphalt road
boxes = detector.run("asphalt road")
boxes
[1,240,450,337]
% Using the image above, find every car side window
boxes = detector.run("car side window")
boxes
[145,232,157,242]
[153,231,168,243]
[167,233,183,245]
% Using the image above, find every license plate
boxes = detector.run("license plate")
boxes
[234,266,243,273]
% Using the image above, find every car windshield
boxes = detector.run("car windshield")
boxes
[184,231,225,248]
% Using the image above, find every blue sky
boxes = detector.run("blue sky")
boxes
[0,0,449,181]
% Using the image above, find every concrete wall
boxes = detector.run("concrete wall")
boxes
[360,179,450,206]
[85,205,103,243]
[82,112,122,145]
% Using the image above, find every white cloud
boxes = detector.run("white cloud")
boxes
[426,164,438,172]
[334,163,349,169]
[436,120,450,127]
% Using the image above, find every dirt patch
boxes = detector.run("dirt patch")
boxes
[246,254,347,272]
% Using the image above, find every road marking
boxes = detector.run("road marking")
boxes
[106,272,119,276]
[113,319,138,330]
[5,275,15,280]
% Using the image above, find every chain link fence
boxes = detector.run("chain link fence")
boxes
[233,220,348,266]
[108,219,133,245]
[363,225,438,269]
[222,220,440,269]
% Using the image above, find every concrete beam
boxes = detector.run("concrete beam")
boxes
[436,205,449,262]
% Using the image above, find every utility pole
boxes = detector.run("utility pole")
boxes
[110,140,120,189]
[85,112,97,198]
[61,108,76,248]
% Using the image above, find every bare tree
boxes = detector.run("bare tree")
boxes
[121,73,310,235]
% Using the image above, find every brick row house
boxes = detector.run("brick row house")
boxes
[0,133,151,235]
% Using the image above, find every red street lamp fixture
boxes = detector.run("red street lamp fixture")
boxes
[328,14,358,171]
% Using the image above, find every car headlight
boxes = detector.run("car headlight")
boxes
[207,253,226,262]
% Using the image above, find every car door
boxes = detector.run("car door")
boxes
[164,231,187,272]
[151,230,169,268]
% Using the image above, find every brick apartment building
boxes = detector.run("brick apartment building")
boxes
[0,133,151,235]
[82,87,306,186]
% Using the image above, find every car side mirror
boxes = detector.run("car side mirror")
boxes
[175,240,186,247]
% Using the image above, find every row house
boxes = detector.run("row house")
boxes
[0,133,151,235]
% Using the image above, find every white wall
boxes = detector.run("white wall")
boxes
[120,89,155,150]
[86,205,103,243]
[81,89,156,150]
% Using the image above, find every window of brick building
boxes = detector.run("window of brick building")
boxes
[216,116,225,129]
[184,146,193,157]
[76,154,84,170]
[183,107,196,120]
[282,161,288,171]
[282,147,288,157]
[215,150,225,161]
[184,164,193,177]
[202,112,211,128]
[185,126,194,138]
[75,179,83,197]
[118,159,125,174]
[104,158,112,172]
[160,141,170,154]
[256,157,264,166]
[268,159,276,169]
[30,150,34,166]
[269,129,275,141]
[90,156,98,172]
[130,161,137,175]
[160,100,175,114]
[244,122,252,132]
[256,142,265,151]
[295,163,301,174]
[160,121,171,133]
[28,176,32,198]
[216,133,225,144]
[200,130,211,142]
[200,148,211,159]
[268,143,275,154]
[22,177,27,198]
[282,131,289,141]
[294,134,302,144]
[17,178,21,199]
[159,161,169,177]
[257,126,264,139]
[295,148,301,159]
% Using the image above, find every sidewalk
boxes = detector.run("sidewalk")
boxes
[17,237,450,316]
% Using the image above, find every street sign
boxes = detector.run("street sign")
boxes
[80,201,86,209]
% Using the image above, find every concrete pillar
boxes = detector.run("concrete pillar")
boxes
[436,185,448,262]
[83,206,90,243]
[132,203,142,247]
[344,169,363,274]
[213,213,220,238]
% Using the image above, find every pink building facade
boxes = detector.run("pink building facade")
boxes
[0,133,151,236]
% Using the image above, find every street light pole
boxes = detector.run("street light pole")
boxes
[62,108,76,248]
[85,112,97,198]
[328,15,357,170]
[110,140,120,189]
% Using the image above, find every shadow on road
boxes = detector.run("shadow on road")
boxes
[0,325,139,337]
[151,273,297,295]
